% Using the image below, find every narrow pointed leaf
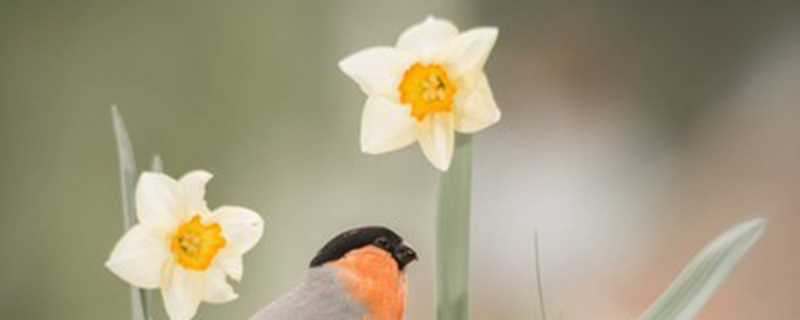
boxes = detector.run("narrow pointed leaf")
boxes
[151,154,164,173]
[111,106,150,320]
[639,219,767,320]
[437,134,473,320]
[534,231,548,320]
[112,106,139,229]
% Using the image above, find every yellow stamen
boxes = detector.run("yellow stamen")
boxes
[171,215,226,271]
[398,63,457,121]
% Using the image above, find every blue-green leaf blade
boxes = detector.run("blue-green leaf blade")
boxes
[534,231,548,320]
[111,106,150,320]
[151,154,163,173]
[111,106,139,229]
[639,219,767,320]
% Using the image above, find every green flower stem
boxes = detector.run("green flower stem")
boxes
[112,107,151,320]
[437,134,473,320]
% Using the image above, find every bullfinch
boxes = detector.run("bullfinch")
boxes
[250,226,418,320]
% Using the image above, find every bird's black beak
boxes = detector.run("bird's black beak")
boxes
[393,244,418,270]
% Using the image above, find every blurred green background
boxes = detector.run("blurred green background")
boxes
[1,0,799,319]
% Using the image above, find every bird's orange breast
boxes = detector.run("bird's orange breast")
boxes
[330,245,407,320]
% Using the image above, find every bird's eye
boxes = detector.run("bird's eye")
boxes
[374,237,390,249]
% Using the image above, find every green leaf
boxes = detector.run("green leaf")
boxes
[151,154,164,173]
[112,106,139,230]
[534,231,548,320]
[111,106,151,320]
[639,219,767,320]
[437,134,473,320]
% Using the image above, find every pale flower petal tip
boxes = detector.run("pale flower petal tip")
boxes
[105,225,169,289]
[454,75,501,133]
[203,268,240,304]
[212,205,265,255]
[397,17,460,59]
[431,157,451,172]
[338,51,362,76]
[433,154,453,171]
[179,170,214,184]
[442,27,499,80]
[180,170,215,214]
[359,97,417,154]
[416,114,455,171]
[339,47,414,97]
[217,253,244,282]
[422,15,457,29]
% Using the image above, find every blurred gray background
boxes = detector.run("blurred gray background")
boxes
[1,0,799,319]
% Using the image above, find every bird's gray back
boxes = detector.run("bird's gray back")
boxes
[250,266,366,320]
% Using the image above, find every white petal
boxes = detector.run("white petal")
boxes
[211,206,264,255]
[179,170,213,215]
[339,47,414,98]
[136,172,186,230]
[162,266,203,320]
[203,267,238,304]
[216,251,244,281]
[360,97,418,154]
[416,113,455,171]
[397,16,459,61]
[454,74,501,133]
[441,27,498,83]
[105,225,169,289]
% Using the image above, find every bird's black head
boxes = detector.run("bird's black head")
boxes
[309,226,417,271]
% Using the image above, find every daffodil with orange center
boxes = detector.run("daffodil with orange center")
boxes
[340,16,501,171]
[106,171,264,320]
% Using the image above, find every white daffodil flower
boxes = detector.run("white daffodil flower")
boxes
[106,170,264,320]
[340,16,501,171]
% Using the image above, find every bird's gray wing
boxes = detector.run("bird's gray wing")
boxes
[250,267,367,320]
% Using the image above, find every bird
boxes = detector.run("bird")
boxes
[250,226,418,320]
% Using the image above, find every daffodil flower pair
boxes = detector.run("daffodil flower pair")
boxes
[107,16,500,320]
[106,171,264,320]
[340,17,501,171]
